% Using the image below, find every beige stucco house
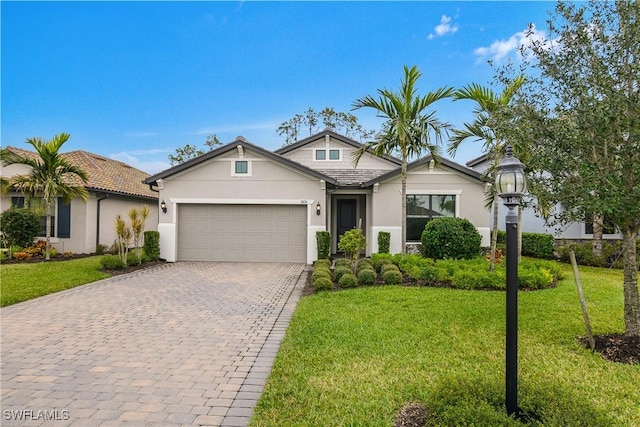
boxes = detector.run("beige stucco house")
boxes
[1,147,158,254]
[144,130,489,264]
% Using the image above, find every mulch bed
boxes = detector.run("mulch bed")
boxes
[1,253,95,264]
[100,260,166,276]
[580,333,640,365]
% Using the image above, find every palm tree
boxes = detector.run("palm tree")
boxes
[0,133,89,259]
[352,65,454,254]
[447,75,525,269]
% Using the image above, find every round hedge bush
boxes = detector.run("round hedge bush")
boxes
[334,258,352,268]
[333,266,353,282]
[374,258,394,273]
[381,263,400,274]
[311,268,332,282]
[338,273,358,288]
[382,269,403,285]
[315,259,331,268]
[421,217,482,260]
[357,258,374,269]
[313,277,333,292]
[357,268,377,285]
[100,254,126,270]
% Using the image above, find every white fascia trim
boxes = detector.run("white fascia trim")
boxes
[169,198,316,206]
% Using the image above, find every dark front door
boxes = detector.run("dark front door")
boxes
[337,199,357,242]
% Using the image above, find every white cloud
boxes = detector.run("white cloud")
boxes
[474,24,550,63]
[428,15,458,40]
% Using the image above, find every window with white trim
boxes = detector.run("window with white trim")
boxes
[315,149,326,160]
[406,194,456,241]
[233,160,251,175]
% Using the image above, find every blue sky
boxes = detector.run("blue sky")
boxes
[1,1,553,174]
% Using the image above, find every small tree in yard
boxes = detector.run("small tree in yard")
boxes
[0,207,41,249]
[128,205,149,264]
[338,228,366,272]
[114,215,132,266]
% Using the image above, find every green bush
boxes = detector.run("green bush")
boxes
[371,254,394,272]
[315,259,331,269]
[338,273,358,288]
[522,232,555,259]
[313,277,333,292]
[356,258,374,270]
[382,269,403,285]
[381,263,400,274]
[338,228,366,263]
[100,254,126,270]
[311,269,332,282]
[421,217,482,260]
[316,231,331,260]
[420,265,451,284]
[377,231,391,254]
[451,269,504,290]
[333,266,352,282]
[95,244,107,255]
[518,267,554,289]
[0,207,41,249]
[334,258,352,269]
[126,251,141,266]
[357,268,377,285]
[143,231,160,261]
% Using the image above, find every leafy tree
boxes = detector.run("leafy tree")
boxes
[0,133,89,259]
[168,133,221,166]
[448,75,525,270]
[277,107,375,145]
[352,65,454,254]
[338,228,366,271]
[520,1,640,336]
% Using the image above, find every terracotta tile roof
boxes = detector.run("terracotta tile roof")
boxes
[5,147,157,200]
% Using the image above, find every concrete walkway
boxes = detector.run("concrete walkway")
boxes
[1,262,307,427]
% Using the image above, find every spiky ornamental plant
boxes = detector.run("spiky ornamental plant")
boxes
[114,214,132,266]
[0,133,88,260]
[352,65,454,255]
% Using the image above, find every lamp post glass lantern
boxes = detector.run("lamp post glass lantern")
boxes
[495,144,526,417]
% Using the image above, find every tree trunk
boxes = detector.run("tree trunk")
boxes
[401,174,407,256]
[44,198,52,261]
[622,228,640,337]
[592,214,603,257]
[489,194,499,271]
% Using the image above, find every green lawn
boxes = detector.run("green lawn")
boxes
[0,256,109,307]
[251,262,640,426]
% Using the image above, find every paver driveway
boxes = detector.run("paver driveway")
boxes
[1,262,307,427]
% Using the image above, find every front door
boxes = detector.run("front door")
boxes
[337,199,357,243]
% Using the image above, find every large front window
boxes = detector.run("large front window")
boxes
[406,194,456,241]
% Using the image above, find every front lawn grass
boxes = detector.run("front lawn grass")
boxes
[251,262,640,426]
[0,256,109,307]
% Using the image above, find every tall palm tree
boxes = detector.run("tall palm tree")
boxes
[0,133,89,259]
[447,75,525,269]
[352,65,454,254]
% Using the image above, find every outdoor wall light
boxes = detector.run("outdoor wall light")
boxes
[495,144,526,418]
[316,201,321,216]
[161,200,167,214]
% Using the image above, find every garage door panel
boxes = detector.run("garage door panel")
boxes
[178,204,306,262]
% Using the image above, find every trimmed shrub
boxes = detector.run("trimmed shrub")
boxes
[378,231,391,254]
[357,268,377,285]
[522,232,555,259]
[316,231,331,260]
[421,217,482,260]
[334,258,352,269]
[420,265,450,284]
[339,273,358,288]
[381,263,400,275]
[333,266,352,282]
[100,254,126,270]
[315,259,331,269]
[451,269,504,290]
[357,258,374,269]
[143,231,160,260]
[0,207,41,249]
[311,268,332,282]
[382,269,403,285]
[313,277,333,292]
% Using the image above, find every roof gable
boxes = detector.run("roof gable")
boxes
[144,137,337,186]
[4,146,157,200]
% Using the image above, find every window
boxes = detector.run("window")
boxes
[315,150,326,160]
[329,149,340,160]
[9,196,70,238]
[584,212,616,235]
[235,161,248,174]
[406,194,456,241]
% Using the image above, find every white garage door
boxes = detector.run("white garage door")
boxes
[177,204,307,262]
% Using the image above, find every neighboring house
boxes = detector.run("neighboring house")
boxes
[0,147,159,254]
[144,130,489,264]
[466,154,623,240]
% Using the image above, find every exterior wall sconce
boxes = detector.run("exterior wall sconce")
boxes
[316,201,321,216]
[161,200,167,214]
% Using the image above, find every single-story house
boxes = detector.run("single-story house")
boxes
[144,130,489,264]
[0,146,159,254]
[466,154,624,240]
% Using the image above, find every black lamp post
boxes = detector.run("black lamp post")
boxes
[495,144,526,417]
